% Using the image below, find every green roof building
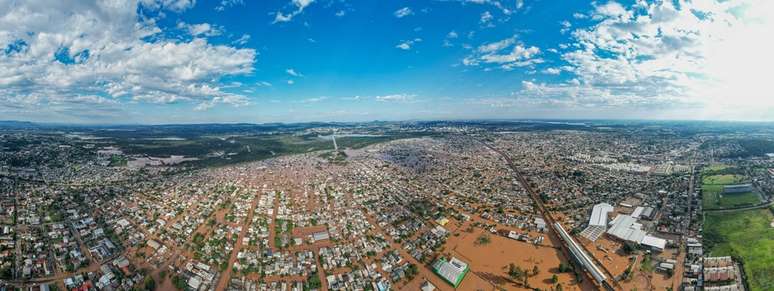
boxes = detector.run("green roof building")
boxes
[432,257,469,287]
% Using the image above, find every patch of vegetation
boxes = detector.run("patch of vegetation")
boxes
[738,139,774,157]
[109,154,127,167]
[474,233,491,246]
[718,192,760,208]
[640,255,654,273]
[705,209,774,291]
[703,174,746,185]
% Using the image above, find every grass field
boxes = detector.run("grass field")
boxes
[704,164,731,174]
[703,174,747,185]
[702,172,759,209]
[718,192,761,208]
[705,209,774,291]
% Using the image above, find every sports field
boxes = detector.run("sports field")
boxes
[705,208,774,291]
[701,172,759,209]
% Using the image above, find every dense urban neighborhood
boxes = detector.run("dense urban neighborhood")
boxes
[0,120,773,291]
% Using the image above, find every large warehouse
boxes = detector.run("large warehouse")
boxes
[606,214,666,251]
[580,203,614,241]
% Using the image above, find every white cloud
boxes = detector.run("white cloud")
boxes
[139,0,196,12]
[536,0,774,119]
[592,1,629,20]
[572,12,587,19]
[233,34,250,45]
[335,10,346,17]
[299,96,327,103]
[463,36,542,70]
[559,20,571,34]
[0,0,255,113]
[453,0,516,15]
[178,22,222,37]
[375,94,416,102]
[443,31,459,47]
[395,38,422,50]
[286,68,303,77]
[215,0,244,11]
[287,80,295,85]
[394,7,413,18]
[466,97,518,108]
[194,94,248,111]
[542,67,561,75]
[480,11,494,25]
[273,0,315,24]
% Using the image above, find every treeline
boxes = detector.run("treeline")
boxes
[737,139,774,157]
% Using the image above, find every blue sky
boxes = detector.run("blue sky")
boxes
[1,0,773,123]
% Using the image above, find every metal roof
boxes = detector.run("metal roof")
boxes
[589,203,614,227]
[641,235,666,250]
[606,214,646,243]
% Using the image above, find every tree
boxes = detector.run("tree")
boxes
[558,262,572,273]
[144,276,156,291]
[508,263,525,281]
[551,274,559,284]
[532,265,540,276]
[475,234,491,246]
[622,242,638,255]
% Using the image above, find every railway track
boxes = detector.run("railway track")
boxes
[480,140,617,291]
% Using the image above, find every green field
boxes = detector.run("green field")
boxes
[703,174,747,185]
[719,192,761,207]
[704,164,731,174]
[705,209,774,291]
[702,172,759,209]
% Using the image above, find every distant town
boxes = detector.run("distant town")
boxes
[0,120,773,291]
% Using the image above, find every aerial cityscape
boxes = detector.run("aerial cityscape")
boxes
[1,1,773,291]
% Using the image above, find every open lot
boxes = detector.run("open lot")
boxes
[705,208,774,291]
[442,227,591,291]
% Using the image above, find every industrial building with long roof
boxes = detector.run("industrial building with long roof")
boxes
[580,202,614,241]
[606,214,666,251]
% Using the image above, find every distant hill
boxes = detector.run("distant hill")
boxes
[0,120,38,128]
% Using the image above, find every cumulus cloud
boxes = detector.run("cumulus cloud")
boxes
[395,38,422,50]
[139,0,196,12]
[394,7,413,18]
[542,0,774,119]
[0,0,256,114]
[273,0,315,23]
[463,36,542,70]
